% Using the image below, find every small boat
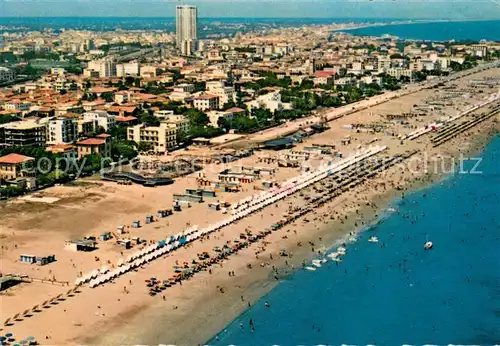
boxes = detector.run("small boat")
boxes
[305,266,316,271]
[424,241,433,250]
[336,246,346,255]
[327,252,339,259]
[368,236,379,243]
[312,259,322,268]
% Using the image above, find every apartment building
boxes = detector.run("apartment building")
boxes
[420,59,441,71]
[0,67,15,84]
[47,117,77,145]
[116,61,140,77]
[85,59,117,78]
[77,119,96,136]
[127,122,178,153]
[176,5,197,56]
[470,45,488,58]
[377,55,391,73]
[83,110,115,131]
[206,81,235,107]
[0,119,47,147]
[174,83,195,93]
[386,68,415,80]
[193,94,219,111]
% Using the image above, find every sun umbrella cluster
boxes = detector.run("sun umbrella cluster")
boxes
[85,146,386,288]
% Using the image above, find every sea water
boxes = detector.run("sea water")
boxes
[344,20,500,41]
[208,136,500,345]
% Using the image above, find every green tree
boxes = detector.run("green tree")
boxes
[185,109,209,127]
[101,92,114,103]
[138,112,160,126]
[111,141,138,161]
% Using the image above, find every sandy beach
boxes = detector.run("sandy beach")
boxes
[1,65,499,345]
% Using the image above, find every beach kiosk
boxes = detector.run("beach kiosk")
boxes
[65,239,97,252]
[99,232,112,241]
[19,254,36,264]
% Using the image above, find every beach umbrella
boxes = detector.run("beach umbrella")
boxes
[19,340,28,345]
[4,333,13,338]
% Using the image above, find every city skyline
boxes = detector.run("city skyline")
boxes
[1,0,500,19]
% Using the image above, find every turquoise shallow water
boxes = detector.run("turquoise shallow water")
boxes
[209,136,500,345]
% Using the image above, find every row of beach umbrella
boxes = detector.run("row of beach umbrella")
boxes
[84,145,386,288]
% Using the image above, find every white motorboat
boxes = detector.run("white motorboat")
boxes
[424,241,433,250]
[305,266,316,271]
[312,259,322,268]
[327,252,339,259]
[368,236,379,243]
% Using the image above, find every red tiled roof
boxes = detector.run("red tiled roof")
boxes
[76,138,106,146]
[115,116,137,122]
[47,144,76,150]
[96,133,111,138]
[314,71,335,77]
[134,93,157,100]
[90,87,116,93]
[0,153,35,164]
[225,107,245,113]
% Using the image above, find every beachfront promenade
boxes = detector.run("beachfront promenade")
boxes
[245,61,500,145]
[80,145,388,288]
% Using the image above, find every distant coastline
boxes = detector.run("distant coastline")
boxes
[337,19,500,41]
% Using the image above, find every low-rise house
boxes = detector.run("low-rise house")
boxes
[245,91,290,113]
[46,144,77,161]
[3,99,32,113]
[313,71,335,86]
[76,136,111,159]
[0,153,35,182]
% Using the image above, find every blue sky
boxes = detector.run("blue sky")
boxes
[0,0,499,18]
